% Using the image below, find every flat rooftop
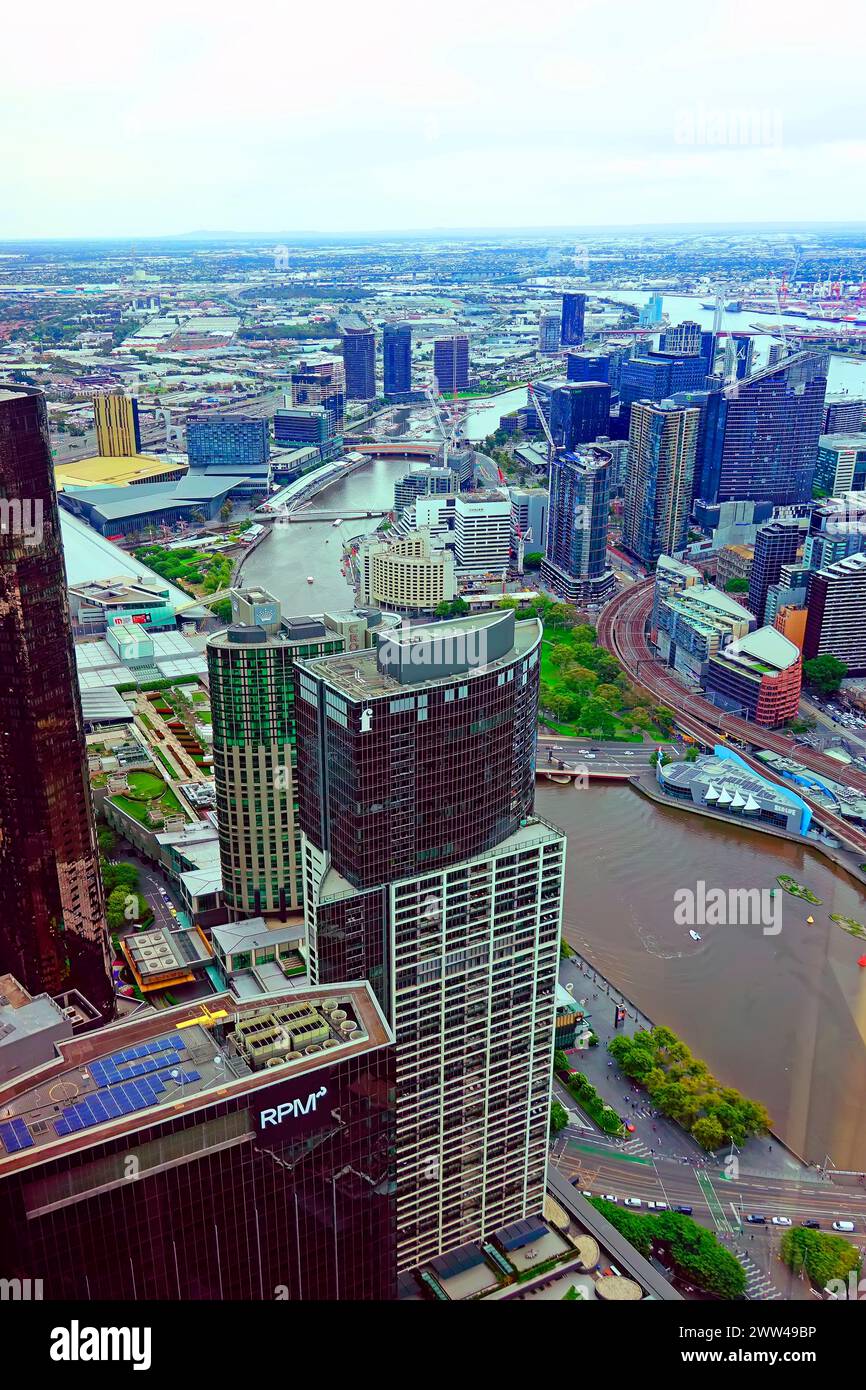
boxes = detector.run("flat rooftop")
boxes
[0,984,390,1175]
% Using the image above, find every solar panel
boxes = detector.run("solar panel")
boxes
[0,1118,33,1152]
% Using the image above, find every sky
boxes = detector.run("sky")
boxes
[3,0,865,238]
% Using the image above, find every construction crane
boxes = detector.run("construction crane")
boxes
[528,384,556,470]
[425,384,457,469]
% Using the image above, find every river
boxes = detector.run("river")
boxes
[537,779,866,1170]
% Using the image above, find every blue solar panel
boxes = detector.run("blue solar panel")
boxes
[0,1119,33,1152]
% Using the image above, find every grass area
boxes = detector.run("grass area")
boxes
[126,770,168,800]
[110,770,184,825]
[154,747,177,776]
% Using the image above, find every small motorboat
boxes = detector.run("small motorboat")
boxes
[689,930,702,942]
[306,576,314,584]
[806,915,815,924]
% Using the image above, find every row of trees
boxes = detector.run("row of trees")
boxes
[590,1200,746,1299]
[780,1227,860,1289]
[608,1026,771,1151]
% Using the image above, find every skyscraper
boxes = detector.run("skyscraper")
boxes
[538,312,561,354]
[560,291,586,346]
[724,333,755,382]
[0,386,112,1015]
[93,391,141,457]
[383,323,412,398]
[549,382,611,451]
[805,552,866,674]
[295,610,565,1271]
[0,984,397,1300]
[746,522,802,624]
[566,351,610,384]
[434,335,470,394]
[186,414,270,471]
[696,352,828,507]
[619,355,706,408]
[660,320,702,355]
[291,359,345,434]
[206,591,348,918]
[623,400,699,567]
[340,317,376,400]
[541,445,615,603]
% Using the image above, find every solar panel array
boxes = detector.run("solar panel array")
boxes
[54,1066,201,1137]
[0,1118,34,1152]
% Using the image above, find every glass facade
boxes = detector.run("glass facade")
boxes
[433,337,469,394]
[544,448,611,583]
[560,292,585,346]
[0,386,112,1016]
[549,382,611,451]
[342,327,376,400]
[186,414,270,471]
[624,402,699,567]
[383,324,412,397]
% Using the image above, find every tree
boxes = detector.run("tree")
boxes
[780,1227,860,1289]
[434,598,469,618]
[724,576,750,594]
[219,500,234,523]
[803,654,847,695]
[97,826,117,855]
[550,1100,569,1134]
[523,551,543,570]
[691,1115,725,1151]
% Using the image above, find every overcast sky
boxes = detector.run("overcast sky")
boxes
[3,0,864,238]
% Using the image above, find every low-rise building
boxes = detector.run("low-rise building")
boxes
[703,625,802,727]
[657,748,812,834]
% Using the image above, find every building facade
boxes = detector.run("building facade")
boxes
[0,386,112,1016]
[434,336,470,394]
[549,382,611,452]
[804,552,866,675]
[206,592,348,917]
[747,521,802,624]
[560,292,586,346]
[93,392,141,457]
[358,530,456,612]
[294,611,565,1272]
[542,446,614,603]
[453,490,512,574]
[815,434,866,496]
[704,626,802,727]
[383,323,413,397]
[538,313,561,354]
[186,414,270,471]
[623,401,699,567]
[341,320,377,401]
[291,360,345,434]
[0,986,396,1301]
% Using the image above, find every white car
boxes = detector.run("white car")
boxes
[624,1197,642,1208]
[602,1194,619,1203]
[647,1201,668,1210]
[771,1216,792,1226]
[833,1220,855,1232]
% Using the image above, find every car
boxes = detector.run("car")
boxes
[833,1220,856,1232]
[746,1214,767,1224]
[602,1194,619,1203]
[624,1197,642,1208]
[580,1190,593,1198]
[675,1205,693,1215]
[771,1216,792,1226]
[647,1201,668,1210]
[802,1220,821,1229]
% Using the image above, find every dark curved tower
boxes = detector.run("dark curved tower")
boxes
[0,386,112,1017]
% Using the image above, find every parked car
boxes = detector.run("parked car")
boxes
[647,1201,668,1211]
[771,1216,792,1226]
[602,1194,619,1203]
[833,1220,855,1232]
[624,1197,642,1208]
[746,1214,767,1224]
[675,1205,693,1215]
[802,1220,821,1229]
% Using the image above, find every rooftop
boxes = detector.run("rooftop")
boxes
[55,455,185,489]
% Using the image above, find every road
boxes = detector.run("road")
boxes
[598,579,866,855]
[537,735,674,777]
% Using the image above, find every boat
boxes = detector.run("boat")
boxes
[332,518,343,527]
[689,930,702,942]
[306,576,314,584]
[858,956,866,968]
[806,915,815,924]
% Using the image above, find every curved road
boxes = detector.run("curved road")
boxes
[598,579,866,855]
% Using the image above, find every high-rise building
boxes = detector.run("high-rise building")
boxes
[824,397,866,434]
[295,609,565,1271]
[805,496,866,570]
[538,312,561,354]
[274,404,334,450]
[638,292,664,327]
[383,323,412,398]
[723,333,755,382]
[660,320,702,356]
[620,355,706,408]
[541,445,615,603]
[0,386,112,1016]
[804,552,866,675]
[560,292,586,346]
[340,317,376,401]
[206,591,348,918]
[93,391,141,457]
[696,352,828,507]
[509,486,549,553]
[186,414,270,471]
[623,401,699,567]
[747,521,802,623]
[549,382,611,452]
[566,351,610,384]
[0,984,397,1300]
[453,490,512,573]
[393,465,454,517]
[358,530,456,612]
[434,335,470,394]
[815,434,866,495]
[291,360,345,433]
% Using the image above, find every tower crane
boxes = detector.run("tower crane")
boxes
[528,383,556,470]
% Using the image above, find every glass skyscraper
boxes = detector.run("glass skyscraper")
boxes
[383,323,412,398]
[549,381,611,451]
[541,446,615,603]
[341,317,377,400]
[624,400,700,567]
[560,291,586,346]
[0,386,113,1017]
[186,414,270,471]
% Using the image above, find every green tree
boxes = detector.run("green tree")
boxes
[550,1101,569,1134]
[724,576,750,593]
[691,1115,725,1151]
[780,1227,861,1289]
[803,654,847,695]
[523,551,543,570]
[434,598,470,618]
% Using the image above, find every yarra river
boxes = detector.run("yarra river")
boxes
[243,373,866,1167]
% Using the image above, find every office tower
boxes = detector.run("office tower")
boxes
[383,323,412,398]
[549,382,611,451]
[724,333,755,382]
[593,435,630,495]
[805,552,866,674]
[0,985,397,1300]
[274,404,334,449]
[510,487,549,553]
[704,627,802,727]
[295,610,565,1271]
[0,386,112,1016]
[206,591,347,918]
[747,521,802,623]
[620,355,706,408]
[767,342,785,367]
[340,316,376,400]
[660,320,702,356]
[93,391,141,457]
[805,497,866,570]
[638,292,663,327]
[699,330,718,378]
[434,335,470,394]
[538,312,561,354]
[764,562,809,626]
[291,360,345,433]
[566,351,610,384]
[668,386,724,504]
[560,291,586,346]
[541,445,615,603]
[453,490,512,573]
[815,434,866,495]
[186,414,270,471]
[825,397,866,434]
[358,530,456,612]
[697,352,828,506]
[623,401,699,567]
[393,465,454,517]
